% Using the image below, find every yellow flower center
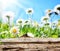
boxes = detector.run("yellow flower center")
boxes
[57,23,60,26]
[47,10,51,13]
[13,29,17,33]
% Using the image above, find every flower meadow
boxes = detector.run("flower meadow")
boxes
[0,5,60,39]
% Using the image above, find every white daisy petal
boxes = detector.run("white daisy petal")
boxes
[54,4,60,15]
[27,32,34,37]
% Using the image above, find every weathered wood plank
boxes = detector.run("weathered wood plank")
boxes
[0,38,60,43]
[0,44,60,49]
[0,38,60,51]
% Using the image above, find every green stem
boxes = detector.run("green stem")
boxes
[8,17,10,27]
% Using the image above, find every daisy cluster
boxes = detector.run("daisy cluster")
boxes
[0,5,60,39]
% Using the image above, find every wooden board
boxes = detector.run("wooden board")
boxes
[0,38,60,51]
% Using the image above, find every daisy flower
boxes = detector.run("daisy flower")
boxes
[25,8,34,15]
[44,22,51,27]
[45,9,51,13]
[16,19,24,26]
[54,4,60,15]
[41,16,50,23]
[45,9,53,16]
[10,26,19,34]
[2,11,14,20]
[24,20,31,25]
[2,11,14,25]
[27,32,34,37]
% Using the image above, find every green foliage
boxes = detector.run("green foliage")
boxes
[0,21,60,38]
[1,24,9,31]
[0,18,60,38]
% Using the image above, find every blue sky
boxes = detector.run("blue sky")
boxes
[3,0,60,23]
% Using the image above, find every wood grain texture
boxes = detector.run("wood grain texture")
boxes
[0,38,60,51]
